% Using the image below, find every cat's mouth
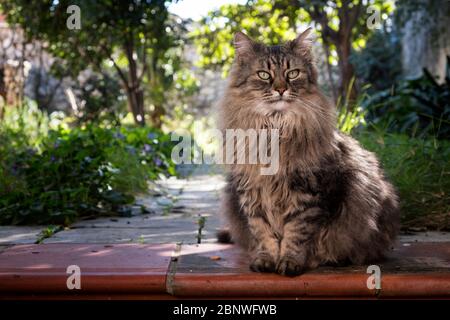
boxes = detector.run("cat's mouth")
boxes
[268,99,291,111]
[267,95,295,103]
[264,96,296,110]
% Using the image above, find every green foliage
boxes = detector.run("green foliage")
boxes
[192,0,299,75]
[35,225,63,244]
[114,126,178,179]
[357,131,450,230]
[0,0,190,126]
[0,104,177,225]
[0,100,65,148]
[196,215,206,244]
[337,79,367,134]
[0,0,170,76]
[74,73,125,124]
[193,0,393,77]
[363,57,450,139]
[351,29,402,92]
[338,105,366,134]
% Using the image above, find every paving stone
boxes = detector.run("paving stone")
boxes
[0,226,44,244]
[43,227,196,244]
[71,214,197,229]
[47,209,221,244]
[43,225,219,244]
[399,231,450,243]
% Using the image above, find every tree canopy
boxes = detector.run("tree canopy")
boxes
[193,0,394,104]
[1,0,182,126]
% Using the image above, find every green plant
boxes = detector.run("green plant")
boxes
[1,0,180,126]
[0,105,178,225]
[337,79,367,134]
[351,29,402,92]
[35,225,63,244]
[363,57,450,139]
[356,130,450,230]
[73,73,125,125]
[1,127,132,225]
[116,126,178,179]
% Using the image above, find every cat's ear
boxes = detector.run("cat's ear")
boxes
[233,31,255,57]
[291,27,317,83]
[295,27,313,45]
[291,27,314,56]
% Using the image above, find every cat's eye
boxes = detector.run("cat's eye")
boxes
[257,71,271,80]
[287,69,300,79]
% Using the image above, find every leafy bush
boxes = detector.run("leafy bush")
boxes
[114,126,177,179]
[351,29,402,92]
[0,105,177,225]
[363,56,450,139]
[357,130,450,230]
[73,72,125,124]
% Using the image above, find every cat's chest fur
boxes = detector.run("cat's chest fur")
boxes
[230,156,348,232]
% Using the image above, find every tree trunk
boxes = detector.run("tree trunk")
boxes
[124,38,145,126]
[334,0,360,106]
[125,87,145,126]
[303,0,361,108]
[146,54,166,129]
[335,38,357,105]
[322,40,338,103]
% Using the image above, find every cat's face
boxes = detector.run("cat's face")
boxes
[230,29,318,114]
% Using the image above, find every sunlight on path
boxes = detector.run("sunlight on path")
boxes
[42,165,226,244]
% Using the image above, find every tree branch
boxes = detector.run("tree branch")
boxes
[98,42,130,89]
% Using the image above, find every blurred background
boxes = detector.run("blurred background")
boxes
[0,0,448,231]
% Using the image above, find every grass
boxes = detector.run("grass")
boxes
[337,91,449,231]
[356,130,450,230]
[35,225,63,244]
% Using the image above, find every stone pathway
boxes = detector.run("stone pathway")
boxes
[0,165,226,245]
[0,226,45,244]
[0,164,448,245]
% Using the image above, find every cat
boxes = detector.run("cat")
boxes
[216,28,400,276]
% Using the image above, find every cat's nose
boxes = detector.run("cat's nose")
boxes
[275,88,287,96]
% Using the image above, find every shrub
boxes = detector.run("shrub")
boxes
[0,105,177,225]
[73,72,126,125]
[357,130,450,230]
[351,29,402,92]
[363,57,450,139]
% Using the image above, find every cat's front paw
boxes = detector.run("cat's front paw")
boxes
[250,253,276,273]
[276,256,305,276]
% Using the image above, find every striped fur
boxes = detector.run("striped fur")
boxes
[217,30,400,276]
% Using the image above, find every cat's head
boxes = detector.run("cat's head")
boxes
[228,28,321,114]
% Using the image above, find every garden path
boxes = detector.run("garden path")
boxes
[0,165,226,245]
[0,164,448,245]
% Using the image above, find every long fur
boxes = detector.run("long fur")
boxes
[217,30,400,276]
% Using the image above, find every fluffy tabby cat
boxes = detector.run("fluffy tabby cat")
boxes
[217,28,400,276]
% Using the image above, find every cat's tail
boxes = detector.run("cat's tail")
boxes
[216,228,233,244]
